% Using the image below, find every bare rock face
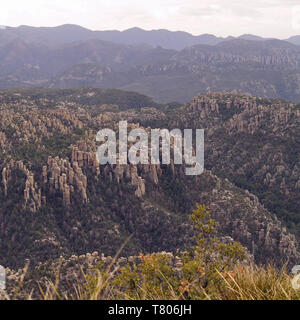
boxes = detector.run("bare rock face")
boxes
[1,167,8,197]
[47,156,89,206]
[0,132,6,149]
[2,160,42,212]
[186,93,299,136]
[72,145,98,170]
[1,156,91,210]
[130,166,146,197]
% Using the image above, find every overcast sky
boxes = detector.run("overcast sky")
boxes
[1,0,300,38]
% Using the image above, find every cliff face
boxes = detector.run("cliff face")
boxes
[173,40,300,67]
[0,88,299,269]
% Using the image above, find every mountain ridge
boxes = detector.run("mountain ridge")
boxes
[0,24,298,49]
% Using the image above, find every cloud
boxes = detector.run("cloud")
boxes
[0,0,298,38]
[180,4,223,17]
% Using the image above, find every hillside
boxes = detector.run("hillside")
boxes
[0,88,299,272]
[1,25,300,104]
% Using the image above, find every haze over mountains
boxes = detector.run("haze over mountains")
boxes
[2,24,300,102]
[1,24,299,48]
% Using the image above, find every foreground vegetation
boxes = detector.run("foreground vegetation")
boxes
[3,205,300,300]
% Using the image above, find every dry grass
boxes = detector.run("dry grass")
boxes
[3,262,300,300]
[215,265,300,300]
[3,207,300,300]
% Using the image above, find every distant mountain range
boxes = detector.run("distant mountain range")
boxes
[1,24,300,102]
[0,24,298,49]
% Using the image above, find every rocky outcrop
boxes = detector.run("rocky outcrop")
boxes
[47,156,89,206]
[182,93,300,248]
[0,90,299,271]
[2,160,42,212]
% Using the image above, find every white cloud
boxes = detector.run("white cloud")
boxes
[0,0,298,38]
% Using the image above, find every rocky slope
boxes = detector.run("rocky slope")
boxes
[179,93,300,237]
[0,88,299,270]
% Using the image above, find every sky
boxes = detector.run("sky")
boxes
[1,0,300,38]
